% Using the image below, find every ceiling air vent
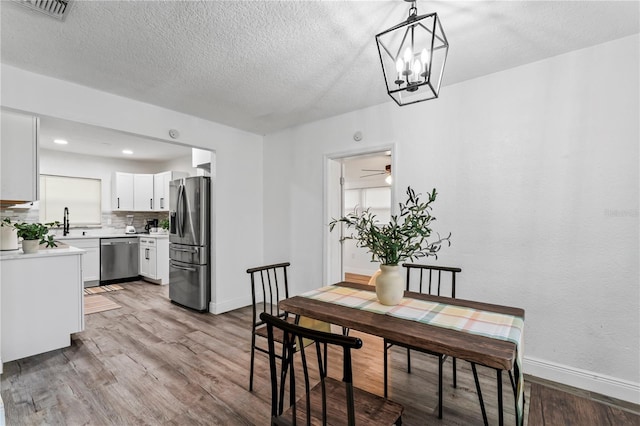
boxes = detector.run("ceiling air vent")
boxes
[13,0,72,20]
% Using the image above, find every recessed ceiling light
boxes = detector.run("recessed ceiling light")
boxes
[54,139,68,145]
[122,149,133,155]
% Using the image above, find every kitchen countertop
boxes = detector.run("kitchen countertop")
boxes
[0,245,85,260]
[54,232,169,240]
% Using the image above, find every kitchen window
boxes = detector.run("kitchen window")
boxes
[39,175,102,225]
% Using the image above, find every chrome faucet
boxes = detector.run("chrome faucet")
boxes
[63,207,70,236]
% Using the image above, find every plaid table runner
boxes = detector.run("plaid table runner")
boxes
[301,285,525,425]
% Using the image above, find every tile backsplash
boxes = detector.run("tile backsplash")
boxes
[1,205,169,234]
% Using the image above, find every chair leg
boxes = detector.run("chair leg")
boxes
[452,357,457,388]
[497,369,504,426]
[249,333,256,391]
[383,339,389,398]
[406,348,411,373]
[438,355,443,419]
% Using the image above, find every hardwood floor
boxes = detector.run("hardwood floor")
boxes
[1,280,638,425]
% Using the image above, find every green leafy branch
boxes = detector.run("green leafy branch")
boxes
[329,187,451,265]
[13,221,60,248]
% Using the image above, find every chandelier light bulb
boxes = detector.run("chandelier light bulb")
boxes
[420,48,429,77]
[396,58,404,74]
[403,47,412,64]
[412,59,422,82]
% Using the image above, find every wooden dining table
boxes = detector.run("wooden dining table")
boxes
[279,281,525,426]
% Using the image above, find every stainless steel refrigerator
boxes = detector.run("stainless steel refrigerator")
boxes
[169,176,211,311]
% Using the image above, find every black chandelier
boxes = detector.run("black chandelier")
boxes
[375,0,449,106]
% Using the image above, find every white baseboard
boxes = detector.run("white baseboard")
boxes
[524,355,640,405]
[209,295,252,315]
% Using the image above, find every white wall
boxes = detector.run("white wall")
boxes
[157,154,197,177]
[263,35,639,403]
[40,149,165,213]
[1,65,264,314]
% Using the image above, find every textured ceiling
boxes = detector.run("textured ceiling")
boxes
[1,1,639,135]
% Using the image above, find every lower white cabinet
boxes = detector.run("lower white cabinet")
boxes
[139,237,169,284]
[1,249,84,363]
[64,238,99,284]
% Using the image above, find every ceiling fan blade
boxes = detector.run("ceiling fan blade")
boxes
[361,169,385,172]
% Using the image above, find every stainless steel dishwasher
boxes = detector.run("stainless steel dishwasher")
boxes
[100,237,139,283]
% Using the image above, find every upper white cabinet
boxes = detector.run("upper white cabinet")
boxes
[133,174,154,211]
[1,110,39,203]
[112,171,188,211]
[153,171,188,211]
[111,172,134,210]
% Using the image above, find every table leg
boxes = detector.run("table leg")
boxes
[383,340,389,398]
[471,362,488,426]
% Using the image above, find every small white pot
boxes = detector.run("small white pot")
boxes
[375,264,404,306]
[21,239,40,254]
[1,226,18,250]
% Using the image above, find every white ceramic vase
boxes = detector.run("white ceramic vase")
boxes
[21,239,40,254]
[375,264,404,306]
[1,226,18,251]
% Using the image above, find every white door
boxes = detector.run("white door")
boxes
[325,150,393,285]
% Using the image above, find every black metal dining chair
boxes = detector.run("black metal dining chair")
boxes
[260,312,404,425]
[247,262,293,392]
[383,263,462,419]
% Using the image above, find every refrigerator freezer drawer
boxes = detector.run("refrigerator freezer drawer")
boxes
[169,243,208,264]
[169,260,210,311]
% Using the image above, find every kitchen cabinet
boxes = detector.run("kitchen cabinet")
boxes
[153,171,188,211]
[133,174,154,211]
[64,238,100,285]
[139,236,169,284]
[111,172,134,210]
[1,247,84,363]
[112,171,188,212]
[0,110,39,204]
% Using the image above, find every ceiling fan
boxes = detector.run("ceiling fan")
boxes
[361,164,391,178]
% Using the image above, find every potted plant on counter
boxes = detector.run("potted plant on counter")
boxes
[329,187,451,305]
[159,218,170,234]
[13,221,60,253]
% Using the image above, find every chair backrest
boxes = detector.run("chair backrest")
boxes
[247,262,291,329]
[260,312,363,425]
[402,263,462,298]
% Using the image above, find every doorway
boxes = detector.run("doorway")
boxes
[324,148,393,285]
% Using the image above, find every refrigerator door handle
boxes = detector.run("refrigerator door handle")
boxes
[170,261,197,272]
[177,184,185,237]
[172,247,197,253]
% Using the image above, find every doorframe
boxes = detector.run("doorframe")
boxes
[322,144,395,286]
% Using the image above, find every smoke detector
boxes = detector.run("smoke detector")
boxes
[12,0,73,20]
